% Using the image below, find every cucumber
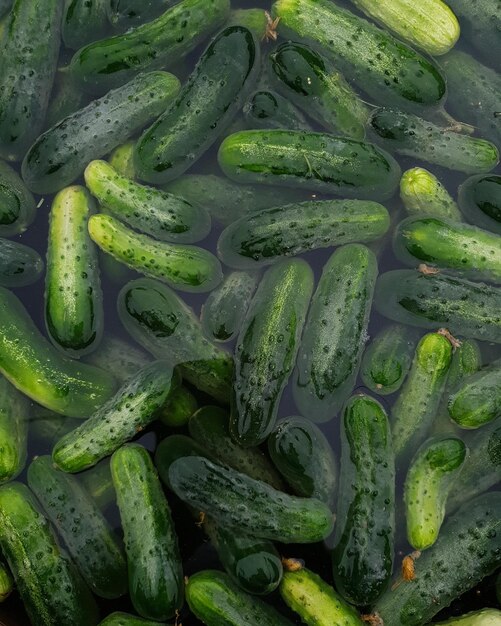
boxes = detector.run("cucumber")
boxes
[169,456,334,543]
[374,491,501,626]
[400,167,462,221]
[52,361,177,472]
[433,610,501,626]
[404,436,467,551]
[218,199,390,269]
[0,482,99,626]
[294,244,377,423]
[0,159,36,236]
[85,160,211,244]
[218,129,401,200]
[111,444,183,620]
[89,214,222,293]
[458,174,501,234]
[0,559,13,602]
[45,74,86,130]
[244,90,311,131]
[271,0,446,111]
[201,271,259,343]
[29,408,80,449]
[268,41,369,139]
[99,614,171,626]
[108,142,136,180]
[0,0,62,160]
[85,335,150,384]
[0,238,43,287]
[0,286,116,417]
[22,71,181,195]
[45,186,102,357]
[158,386,198,428]
[228,8,268,39]
[27,455,127,599]
[445,0,500,65]
[0,376,28,484]
[107,0,175,30]
[369,108,499,174]
[134,26,259,184]
[62,0,109,50]
[70,0,229,92]
[268,416,337,506]
[79,460,115,511]
[118,278,233,402]
[155,434,209,491]
[231,259,313,446]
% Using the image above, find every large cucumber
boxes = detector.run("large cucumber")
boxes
[62,0,109,49]
[0,376,28,484]
[0,159,36,236]
[445,0,500,65]
[0,238,43,287]
[458,174,501,234]
[400,167,461,221]
[244,90,311,131]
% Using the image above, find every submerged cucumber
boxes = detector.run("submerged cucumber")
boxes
[0,159,36,236]
[400,167,461,221]
[79,460,115,511]
[458,174,501,234]
[244,90,311,131]
[445,0,500,65]
[45,73,85,130]
[0,238,43,287]
[85,335,150,384]
[228,8,268,39]
[0,376,28,484]
[107,0,175,30]
[62,0,109,49]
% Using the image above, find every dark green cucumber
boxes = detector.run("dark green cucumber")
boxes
[158,385,198,428]
[118,278,233,402]
[268,41,369,139]
[79,460,115,511]
[169,455,334,543]
[0,159,36,236]
[108,142,136,180]
[27,455,127,599]
[22,71,180,195]
[99,613,171,626]
[52,360,177,472]
[111,444,183,620]
[0,482,99,626]
[0,0,62,160]
[107,0,175,30]
[85,335,150,384]
[134,26,259,184]
[155,434,209,491]
[0,376,28,484]
[458,174,501,234]
[244,90,311,131]
[369,108,499,174]
[400,167,462,221]
[218,199,390,268]
[272,0,446,111]
[294,244,377,423]
[45,73,85,129]
[0,559,13,602]
[445,0,500,65]
[218,129,401,200]
[62,0,109,49]
[0,238,43,287]
[231,259,313,446]
[0,286,116,417]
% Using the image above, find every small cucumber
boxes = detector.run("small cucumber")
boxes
[85,335,150,384]
[228,8,268,39]
[0,482,99,626]
[89,213,222,293]
[111,444,183,620]
[169,456,334,543]
[108,142,136,180]
[85,160,211,243]
[433,610,501,626]
[45,74,85,130]
[0,159,36,236]
[400,167,462,221]
[118,278,233,402]
[52,361,177,473]
[158,386,198,428]
[231,259,313,446]
[0,238,43,287]
[218,129,401,200]
[445,0,500,65]
[458,174,501,233]
[369,108,499,174]
[0,559,13,602]
[79,460,115,511]
[27,455,127,599]
[22,71,181,195]
[62,0,109,50]
[0,376,28,484]
[294,244,377,423]
[244,90,311,131]
[99,613,171,626]
[45,186,103,357]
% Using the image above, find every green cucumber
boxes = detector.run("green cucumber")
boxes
[27,455,127,599]
[85,335,150,384]
[268,41,369,139]
[62,0,109,50]
[0,376,28,484]
[29,408,80,448]
[169,455,334,543]
[79,460,115,511]
[107,0,175,30]
[0,238,43,287]
[244,90,311,131]
[294,244,377,423]
[45,186,102,357]
[400,167,462,221]
[369,108,499,174]
[108,142,136,180]
[228,8,268,39]
[134,26,259,184]
[52,360,177,472]
[0,0,62,160]
[155,434,209,491]
[158,386,198,428]
[0,559,13,602]
[218,129,401,200]
[433,610,501,626]
[404,436,467,551]
[445,0,500,65]
[218,199,390,269]
[89,213,223,293]
[0,159,36,236]
[231,259,313,446]
[99,613,172,626]
[0,286,116,417]
[271,0,446,111]
[45,74,86,130]
[0,482,99,626]
[111,444,183,620]
[85,160,211,243]
[118,278,233,402]
[458,174,501,234]
[22,71,181,195]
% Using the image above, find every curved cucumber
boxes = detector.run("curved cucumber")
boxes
[445,0,500,64]
[0,559,13,602]
[0,376,28,484]
[231,259,313,446]
[62,0,109,49]
[0,238,43,287]
[158,386,198,428]
[108,142,136,180]
[218,129,401,200]
[0,160,36,236]
[434,610,501,626]
[400,167,461,221]
[99,613,171,626]
[85,335,150,384]
[294,244,377,423]
[218,199,390,269]
[458,174,501,234]
[244,90,311,131]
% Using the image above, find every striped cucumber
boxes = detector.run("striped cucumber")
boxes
[0,159,36,236]
[0,238,43,287]
[0,559,13,602]
[99,614,171,626]
[62,0,109,49]
[434,610,501,626]
[458,174,501,234]
[0,376,28,484]
[85,335,150,384]
[400,168,461,221]
[158,386,198,428]
[244,90,311,131]
[108,142,136,180]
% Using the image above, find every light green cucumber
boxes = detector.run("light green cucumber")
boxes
[0,159,36,236]
[79,460,115,511]
[400,167,461,221]
[458,174,501,234]
[99,613,172,626]
[45,73,86,129]
[433,610,501,626]
[445,0,500,65]
[228,8,268,38]
[0,376,28,484]
[0,238,43,287]
[158,386,198,428]
[108,142,136,180]
[244,90,311,131]
[85,335,150,383]
[62,0,109,49]
[0,559,13,602]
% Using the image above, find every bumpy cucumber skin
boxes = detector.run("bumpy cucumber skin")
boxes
[85,335,150,384]
[22,71,181,195]
[0,238,43,287]
[219,129,401,200]
[374,491,501,626]
[118,278,233,403]
[0,482,99,626]
[0,0,62,160]
[0,376,27,484]
[98,613,170,626]
[244,90,311,131]
[458,174,501,233]
[0,559,13,602]
[218,200,390,269]
[169,456,334,543]
[272,0,446,111]
[400,167,462,221]
[231,259,313,446]
[433,609,501,626]
[294,244,377,423]
[0,286,116,417]
[45,186,103,357]
[158,386,198,428]
[0,160,36,236]
[62,0,109,49]
[111,444,183,620]
[52,361,177,473]
[108,142,136,180]
[85,160,211,243]
[27,455,127,599]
